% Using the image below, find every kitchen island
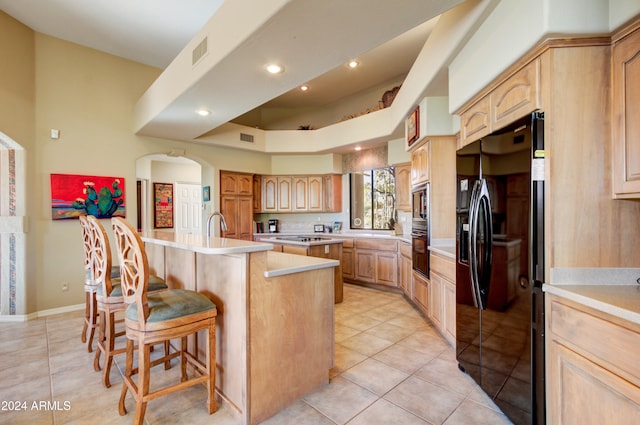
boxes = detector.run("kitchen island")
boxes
[140,231,338,425]
[257,235,344,303]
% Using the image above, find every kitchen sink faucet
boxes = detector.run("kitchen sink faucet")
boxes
[206,211,228,238]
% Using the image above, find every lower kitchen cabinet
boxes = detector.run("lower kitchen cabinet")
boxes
[429,251,456,345]
[341,239,355,280]
[412,270,429,314]
[267,241,344,303]
[546,294,640,424]
[353,238,398,287]
[399,241,412,298]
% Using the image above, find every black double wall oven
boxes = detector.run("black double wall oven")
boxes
[411,183,429,278]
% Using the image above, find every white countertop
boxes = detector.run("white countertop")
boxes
[264,251,339,278]
[141,230,273,254]
[254,232,412,244]
[257,236,346,247]
[544,284,640,325]
[544,267,640,325]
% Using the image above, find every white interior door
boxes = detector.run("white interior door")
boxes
[175,183,202,234]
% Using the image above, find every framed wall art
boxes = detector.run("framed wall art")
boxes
[50,173,125,220]
[153,182,174,229]
[406,105,420,147]
[203,185,211,202]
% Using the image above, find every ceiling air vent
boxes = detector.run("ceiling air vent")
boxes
[239,133,254,143]
[192,37,208,66]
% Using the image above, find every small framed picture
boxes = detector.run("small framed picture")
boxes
[406,105,419,147]
[203,185,211,202]
[333,221,342,233]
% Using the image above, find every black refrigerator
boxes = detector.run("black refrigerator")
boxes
[455,112,545,425]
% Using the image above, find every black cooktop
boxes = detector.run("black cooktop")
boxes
[275,236,331,242]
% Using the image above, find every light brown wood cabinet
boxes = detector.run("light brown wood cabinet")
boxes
[410,142,430,186]
[277,177,292,212]
[266,241,344,303]
[546,294,640,424]
[253,175,262,213]
[395,163,411,211]
[261,174,342,213]
[221,195,253,240]
[220,170,252,196]
[220,170,254,241]
[399,241,412,298]
[412,270,429,314]
[292,176,324,212]
[429,252,456,345]
[458,58,541,149]
[352,238,398,287]
[341,239,355,280]
[612,20,640,198]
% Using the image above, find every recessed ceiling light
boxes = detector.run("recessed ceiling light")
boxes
[265,63,284,74]
[355,146,362,151]
[348,60,359,69]
[300,85,309,91]
[196,109,211,116]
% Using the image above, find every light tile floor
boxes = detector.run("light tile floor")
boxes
[0,284,513,425]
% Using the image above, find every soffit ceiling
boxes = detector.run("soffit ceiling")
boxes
[0,0,461,141]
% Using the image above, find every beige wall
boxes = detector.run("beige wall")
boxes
[0,15,272,314]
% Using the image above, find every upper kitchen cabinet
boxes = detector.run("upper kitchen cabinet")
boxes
[458,58,541,149]
[261,174,342,213]
[219,170,254,241]
[395,163,411,212]
[411,142,430,186]
[323,174,342,213]
[220,170,253,196]
[612,19,640,199]
[293,176,323,212]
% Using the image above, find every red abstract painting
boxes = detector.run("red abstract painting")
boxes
[50,173,126,220]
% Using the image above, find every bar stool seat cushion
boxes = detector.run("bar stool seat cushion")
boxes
[125,289,216,323]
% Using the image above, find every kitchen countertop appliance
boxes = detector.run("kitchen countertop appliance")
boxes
[456,112,545,425]
[268,219,279,233]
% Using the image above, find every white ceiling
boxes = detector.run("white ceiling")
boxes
[0,0,457,138]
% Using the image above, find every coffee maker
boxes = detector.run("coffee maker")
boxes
[268,219,279,233]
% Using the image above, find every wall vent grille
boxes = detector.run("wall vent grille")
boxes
[192,37,208,65]
[239,133,254,143]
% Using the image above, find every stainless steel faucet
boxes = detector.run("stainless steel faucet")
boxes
[206,211,227,238]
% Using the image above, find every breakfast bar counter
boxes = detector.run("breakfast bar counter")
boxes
[140,231,337,424]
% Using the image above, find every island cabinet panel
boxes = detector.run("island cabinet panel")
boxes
[546,295,640,424]
[612,20,640,198]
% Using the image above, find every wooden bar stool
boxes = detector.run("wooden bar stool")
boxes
[111,217,217,425]
[79,215,99,352]
[80,215,121,352]
[88,216,168,388]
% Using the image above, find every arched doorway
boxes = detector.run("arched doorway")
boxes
[135,153,216,235]
[0,132,27,317]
